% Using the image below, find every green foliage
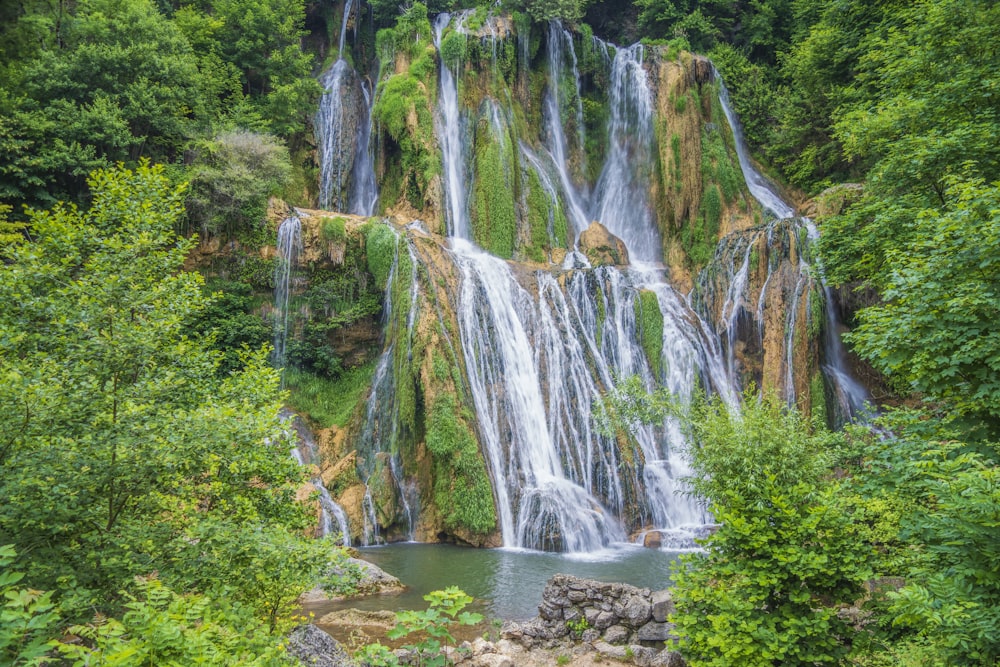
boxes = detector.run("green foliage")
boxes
[0,0,317,211]
[321,216,348,243]
[185,131,293,241]
[566,616,589,639]
[440,31,468,71]
[635,290,664,379]
[472,122,517,259]
[1,546,60,667]
[0,164,314,619]
[189,279,272,376]
[365,221,399,290]
[55,577,296,666]
[845,178,1000,425]
[671,394,869,667]
[372,8,438,212]
[427,394,497,536]
[367,587,482,667]
[508,0,589,22]
[287,362,378,429]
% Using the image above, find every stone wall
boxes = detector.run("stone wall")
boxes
[502,574,686,666]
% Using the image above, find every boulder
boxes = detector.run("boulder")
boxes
[285,625,353,667]
[643,531,663,549]
[603,624,630,644]
[578,221,629,267]
[651,589,674,623]
[636,621,675,642]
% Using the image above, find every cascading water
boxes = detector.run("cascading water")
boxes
[273,214,302,373]
[355,228,421,543]
[591,43,660,261]
[543,21,590,237]
[287,410,351,546]
[316,0,378,214]
[714,68,870,419]
[434,13,471,240]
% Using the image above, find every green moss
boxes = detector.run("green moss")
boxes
[809,371,828,427]
[440,30,467,71]
[427,393,497,535]
[703,184,722,234]
[702,126,742,204]
[364,222,398,290]
[635,290,664,378]
[673,92,687,114]
[321,216,347,243]
[666,37,690,61]
[472,121,517,259]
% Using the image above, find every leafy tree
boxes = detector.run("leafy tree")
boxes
[0,163,316,617]
[185,130,293,239]
[669,394,870,666]
[843,178,1000,426]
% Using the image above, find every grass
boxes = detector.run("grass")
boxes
[284,362,377,428]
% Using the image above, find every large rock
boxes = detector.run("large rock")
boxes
[578,221,629,267]
[285,625,353,667]
[300,557,404,603]
[651,589,674,623]
[636,621,675,642]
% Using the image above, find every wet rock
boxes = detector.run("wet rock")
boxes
[285,625,352,667]
[643,531,663,548]
[651,589,674,623]
[579,221,629,266]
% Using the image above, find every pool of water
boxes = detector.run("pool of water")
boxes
[306,542,682,621]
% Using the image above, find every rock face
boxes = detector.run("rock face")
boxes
[578,221,630,266]
[285,624,353,667]
[503,575,681,655]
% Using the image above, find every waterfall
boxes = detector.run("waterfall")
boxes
[273,215,302,373]
[355,227,421,543]
[434,13,471,240]
[316,0,378,214]
[349,79,379,216]
[286,410,351,546]
[591,43,660,261]
[715,72,795,220]
[714,68,871,419]
[543,21,590,237]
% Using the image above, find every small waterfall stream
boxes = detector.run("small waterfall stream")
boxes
[316,0,378,214]
[287,411,351,545]
[435,13,471,240]
[714,69,870,419]
[273,214,302,373]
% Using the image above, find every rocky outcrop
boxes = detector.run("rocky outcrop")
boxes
[502,574,685,666]
[578,221,629,266]
[298,557,404,604]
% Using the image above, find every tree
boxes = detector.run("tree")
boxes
[845,178,1000,427]
[669,394,870,666]
[0,163,318,617]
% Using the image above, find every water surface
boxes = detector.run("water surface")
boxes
[309,542,681,621]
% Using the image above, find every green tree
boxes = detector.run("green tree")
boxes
[185,130,293,239]
[0,163,316,617]
[844,178,1000,426]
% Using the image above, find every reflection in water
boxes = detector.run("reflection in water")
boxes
[306,543,680,621]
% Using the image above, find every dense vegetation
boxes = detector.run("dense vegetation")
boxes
[0,165,356,663]
[1,0,998,664]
